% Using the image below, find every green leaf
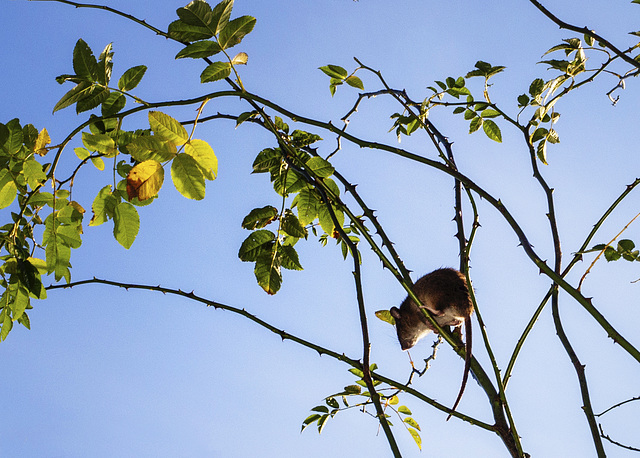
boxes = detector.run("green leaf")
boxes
[72,39,97,81]
[318,203,344,237]
[127,136,176,162]
[537,139,548,164]
[0,123,9,149]
[57,225,82,249]
[306,156,334,178]
[238,230,275,262]
[23,158,47,190]
[149,111,189,146]
[90,185,117,226]
[210,0,234,35]
[252,148,281,173]
[113,201,139,249]
[82,132,117,157]
[177,0,213,27]
[480,108,500,118]
[482,119,502,142]
[273,169,306,196]
[167,19,214,41]
[241,206,278,230]
[517,94,530,107]
[118,65,147,91]
[294,187,319,226]
[0,169,17,209]
[176,40,223,59]
[398,405,412,415]
[301,414,321,432]
[185,139,218,180]
[374,309,395,325]
[281,210,306,238]
[319,65,348,79]
[53,81,93,113]
[218,15,256,50]
[1,309,13,342]
[345,75,364,90]
[101,92,126,116]
[469,116,483,134]
[75,86,110,113]
[281,245,303,270]
[529,78,544,98]
[200,61,232,83]
[254,251,281,294]
[171,153,205,200]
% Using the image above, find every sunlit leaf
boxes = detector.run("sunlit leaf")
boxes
[254,251,281,294]
[305,156,334,178]
[281,210,306,238]
[82,132,117,157]
[294,187,319,226]
[127,136,176,162]
[200,61,232,83]
[23,159,47,190]
[53,81,93,113]
[231,52,248,65]
[90,185,117,226]
[175,40,223,59]
[0,169,17,209]
[210,0,234,35]
[185,139,218,180]
[126,160,165,201]
[177,0,213,27]
[375,309,395,325]
[345,75,364,90]
[218,15,256,50]
[482,119,502,142]
[171,153,205,200]
[113,201,139,249]
[118,65,147,91]
[319,65,348,79]
[408,428,422,450]
[148,111,189,146]
[34,128,51,156]
[168,19,214,41]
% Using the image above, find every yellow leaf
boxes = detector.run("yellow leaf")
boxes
[34,128,51,156]
[126,160,164,201]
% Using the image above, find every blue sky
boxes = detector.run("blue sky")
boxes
[2,0,640,457]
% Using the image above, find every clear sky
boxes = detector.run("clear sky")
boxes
[2,0,640,457]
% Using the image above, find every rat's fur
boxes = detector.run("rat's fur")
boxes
[390,268,473,419]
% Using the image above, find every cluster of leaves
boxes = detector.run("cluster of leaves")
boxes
[319,64,364,96]
[237,117,357,294]
[585,239,640,263]
[169,0,255,84]
[0,120,52,340]
[302,365,423,450]
[0,32,221,340]
[54,39,147,115]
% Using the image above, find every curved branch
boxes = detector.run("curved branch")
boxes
[528,0,640,70]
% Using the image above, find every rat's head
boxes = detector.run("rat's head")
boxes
[390,306,434,351]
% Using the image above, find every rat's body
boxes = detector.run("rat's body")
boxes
[390,268,473,420]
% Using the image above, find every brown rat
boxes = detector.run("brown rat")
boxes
[389,267,473,420]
